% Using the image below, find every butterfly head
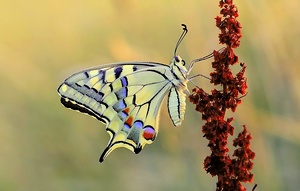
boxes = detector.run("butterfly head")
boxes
[171,55,188,76]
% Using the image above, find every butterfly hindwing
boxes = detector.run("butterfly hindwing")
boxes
[58,62,177,162]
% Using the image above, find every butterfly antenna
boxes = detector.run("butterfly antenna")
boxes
[187,47,225,74]
[174,24,188,56]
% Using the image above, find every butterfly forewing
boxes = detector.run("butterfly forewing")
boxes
[58,62,185,162]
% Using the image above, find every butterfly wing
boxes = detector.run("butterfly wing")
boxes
[58,62,174,162]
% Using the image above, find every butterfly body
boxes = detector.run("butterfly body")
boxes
[58,56,189,162]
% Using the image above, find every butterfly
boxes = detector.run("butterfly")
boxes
[57,24,213,162]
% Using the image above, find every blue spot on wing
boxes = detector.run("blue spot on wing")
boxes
[96,92,104,102]
[118,110,128,121]
[114,67,123,79]
[127,120,144,144]
[115,87,128,99]
[124,123,131,130]
[98,70,106,83]
[113,100,126,111]
[133,120,144,129]
[121,111,128,118]
[120,77,128,87]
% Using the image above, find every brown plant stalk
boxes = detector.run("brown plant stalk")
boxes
[188,1,255,190]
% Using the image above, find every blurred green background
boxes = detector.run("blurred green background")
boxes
[1,0,299,191]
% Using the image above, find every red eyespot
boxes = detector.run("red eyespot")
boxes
[142,126,156,141]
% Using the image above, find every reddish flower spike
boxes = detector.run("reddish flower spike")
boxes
[188,1,255,190]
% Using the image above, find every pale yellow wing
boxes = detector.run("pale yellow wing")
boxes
[58,62,174,162]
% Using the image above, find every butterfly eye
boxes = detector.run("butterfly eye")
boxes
[182,60,186,66]
[175,56,180,62]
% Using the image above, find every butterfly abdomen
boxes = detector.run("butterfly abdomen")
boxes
[167,87,186,126]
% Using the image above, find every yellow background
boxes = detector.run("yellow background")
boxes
[0,1,299,190]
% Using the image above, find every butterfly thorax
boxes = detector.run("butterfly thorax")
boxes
[169,55,189,90]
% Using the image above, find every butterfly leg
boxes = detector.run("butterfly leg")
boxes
[187,52,214,75]
[188,74,211,90]
[189,73,210,81]
[187,48,226,74]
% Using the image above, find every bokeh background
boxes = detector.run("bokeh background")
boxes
[1,1,299,191]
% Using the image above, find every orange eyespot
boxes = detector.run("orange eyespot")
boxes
[125,116,133,126]
[123,107,130,114]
